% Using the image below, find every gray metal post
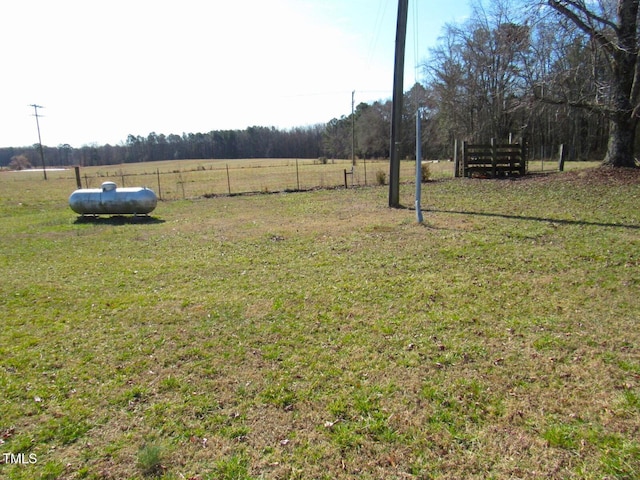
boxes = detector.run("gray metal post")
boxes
[415,110,424,223]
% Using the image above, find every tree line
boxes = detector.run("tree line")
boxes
[2,0,638,170]
[0,126,326,168]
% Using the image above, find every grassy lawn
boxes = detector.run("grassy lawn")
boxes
[0,163,638,479]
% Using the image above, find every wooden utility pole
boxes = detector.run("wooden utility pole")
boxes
[388,0,408,208]
[30,104,47,180]
[351,90,356,167]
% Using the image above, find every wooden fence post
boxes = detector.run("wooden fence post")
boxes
[461,141,467,177]
[156,168,162,200]
[558,144,565,172]
[520,138,526,176]
[491,138,497,178]
[363,158,367,186]
[453,139,460,178]
[74,166,82,189]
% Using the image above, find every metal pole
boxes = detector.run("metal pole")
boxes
[415,109,424,223]
[30,104,47,180]
[558,144,565,172]
[388,0,408,208]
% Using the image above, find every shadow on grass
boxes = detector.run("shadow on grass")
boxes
[73,215,165,226]
[423,208,640,230]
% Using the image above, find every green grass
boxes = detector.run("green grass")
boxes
[0,162,638,479]
[136,443,165,477]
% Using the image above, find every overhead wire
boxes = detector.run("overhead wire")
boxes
[413,0,420,88]
[365,0,392,76]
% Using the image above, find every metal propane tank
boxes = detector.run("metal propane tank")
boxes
[69,181,157,216]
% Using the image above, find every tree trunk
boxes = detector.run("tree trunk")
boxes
[602,115,638,167]
[546,0,640,168]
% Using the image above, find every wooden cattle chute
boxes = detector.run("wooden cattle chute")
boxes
[459,138,527,178]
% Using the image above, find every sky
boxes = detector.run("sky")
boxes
[1,0,472,148]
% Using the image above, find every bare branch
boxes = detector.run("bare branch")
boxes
[546,0,616,55]
[555,0,618,30]
[535,87,618,116]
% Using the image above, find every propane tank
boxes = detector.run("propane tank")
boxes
[69,182,157,215]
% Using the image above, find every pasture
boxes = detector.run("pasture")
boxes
[0,160,639,479]
[56,158,433,200]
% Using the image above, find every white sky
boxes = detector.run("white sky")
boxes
[1,0,471,148]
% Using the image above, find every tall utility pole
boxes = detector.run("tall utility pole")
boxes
[30,104,47,180]
[388,0,408,208]
[351,90,356,167]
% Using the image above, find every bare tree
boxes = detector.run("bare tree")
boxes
[426,0,530,144]
[8,154,31,170]
[544,0,640,167]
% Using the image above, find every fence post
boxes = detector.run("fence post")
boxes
[344,169,348,189]
[226,164,231,195]
[461,141,467,177]
[363,158,367,186]
[520,138,526,176]
[296,159,300,190]
[156,168,162,200]
[491,138,497,178]
[74,166,82,189]
[453,139,460,178]
[558,144,565,172]
[179,174,185,199]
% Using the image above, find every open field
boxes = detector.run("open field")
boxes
[3,157,591,201]
[0,162,638,479]
[5,158,447,201]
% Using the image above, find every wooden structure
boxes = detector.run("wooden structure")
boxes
[460,138,526,178]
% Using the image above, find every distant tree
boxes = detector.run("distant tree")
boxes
[8,154,31,170]
[356,101,391,159]
[59,144,73,165]
[402,83,432,158]
[323,116,351,159]
[542,0,640,167]
[0,147,16,167]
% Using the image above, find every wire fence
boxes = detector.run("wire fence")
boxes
[73,158,451,200]
[4,158,596,210]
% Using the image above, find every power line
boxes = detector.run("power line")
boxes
[413,0,420,85]
[365,0,391,73]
